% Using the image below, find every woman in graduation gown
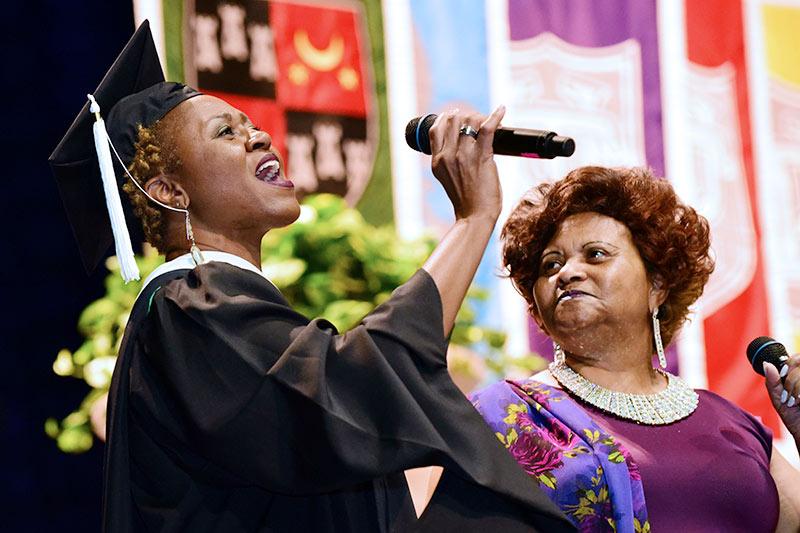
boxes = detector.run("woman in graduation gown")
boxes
[49,22,573,533]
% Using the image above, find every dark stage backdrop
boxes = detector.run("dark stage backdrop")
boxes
[0,1,136,529]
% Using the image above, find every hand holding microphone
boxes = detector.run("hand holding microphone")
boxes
[425,107,507,221]
[406,113,575,159]
[749,336,800,440]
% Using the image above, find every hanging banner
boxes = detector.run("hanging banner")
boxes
[747,1,800,351]
[404,0,492,234]
[743,0,800,436]
[183,0,378,204]
[674,0,776,430]
[505,0,664,174]
[497,0,665,360]
[386,0,504,331]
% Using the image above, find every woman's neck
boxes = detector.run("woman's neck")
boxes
[559,331,666,394]
[165,231,262,269]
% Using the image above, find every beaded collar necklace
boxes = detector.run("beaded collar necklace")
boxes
[549,361,699,425]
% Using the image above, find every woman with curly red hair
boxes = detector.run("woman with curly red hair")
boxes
[471,166,800,532]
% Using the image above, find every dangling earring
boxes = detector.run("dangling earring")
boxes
[553,341,565,365]
[652,307,666,369]
[183,209,205,266]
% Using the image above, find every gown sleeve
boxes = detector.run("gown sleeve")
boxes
[137,261,457,495]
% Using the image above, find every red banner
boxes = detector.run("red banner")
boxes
[189,0,376,202]
[271,2,369,116]
[685,0,776,430]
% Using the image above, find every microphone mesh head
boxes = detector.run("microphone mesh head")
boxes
[404,114,437,154]
[746,336,787,375]
[405,117,421,150]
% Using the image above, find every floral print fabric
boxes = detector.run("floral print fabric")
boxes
[471,380,650,533]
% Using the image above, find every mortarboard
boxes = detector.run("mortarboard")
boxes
[49,21,201,281]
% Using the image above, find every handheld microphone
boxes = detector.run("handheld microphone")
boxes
[746,336,789,376]
[405,114,575,159]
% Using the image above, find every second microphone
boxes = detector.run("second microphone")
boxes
[405,114,575,159]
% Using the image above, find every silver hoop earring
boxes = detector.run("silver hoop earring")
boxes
[553,341,565,365]
[184,210,205,266]
[653,307,666,369]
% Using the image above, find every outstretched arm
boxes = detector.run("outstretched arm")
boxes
[421,106,506,336]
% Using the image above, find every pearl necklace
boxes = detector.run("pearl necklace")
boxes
[549,361,699,425]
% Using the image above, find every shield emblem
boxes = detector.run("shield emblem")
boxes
[768,79,800,323]
[685,62,757,317]
[506,32,647,187]
[185,0,377,204]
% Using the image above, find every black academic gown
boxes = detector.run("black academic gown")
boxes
[103,262,573,532]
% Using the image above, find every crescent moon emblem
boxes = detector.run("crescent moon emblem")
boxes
[293,30,345,72]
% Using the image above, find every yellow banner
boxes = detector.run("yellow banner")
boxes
[763,4,800,85]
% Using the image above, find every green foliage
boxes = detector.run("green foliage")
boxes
[49,252,164,453]
[48,195,542,453]
[262,195,440,330]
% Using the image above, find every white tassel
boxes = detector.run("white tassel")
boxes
[88,94,140,283]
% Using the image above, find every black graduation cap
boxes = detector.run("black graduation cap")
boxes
[49,20,200,279]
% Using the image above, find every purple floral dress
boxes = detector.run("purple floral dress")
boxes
[471,379,649,533]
